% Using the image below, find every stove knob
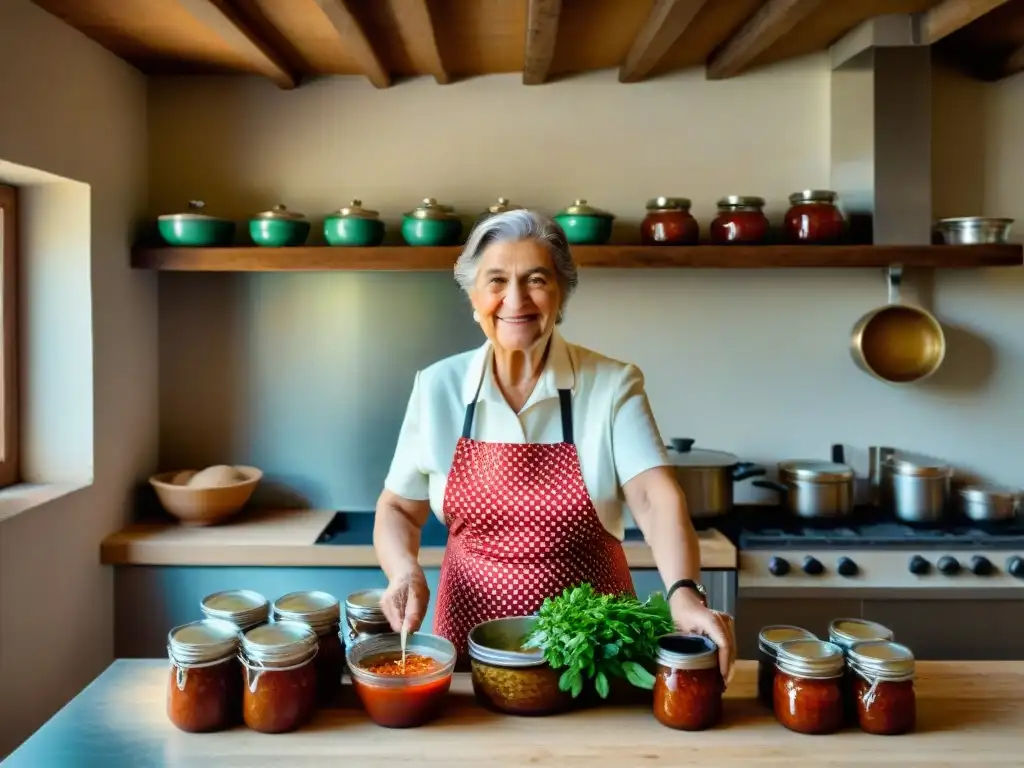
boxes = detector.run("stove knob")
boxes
[802,556,824,576]
[970,555,994,576]
[768,556,791,577]
[1006,556,1024,579]
[908,555,931,575]
[937,556,961,576]
[836,557,859,577]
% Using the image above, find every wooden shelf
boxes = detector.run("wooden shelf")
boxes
[132,244,1023,272]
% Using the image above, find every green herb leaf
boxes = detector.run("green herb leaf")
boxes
[622,660,656,690]
[594,670,610,699]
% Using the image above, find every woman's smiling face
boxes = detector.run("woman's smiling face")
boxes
[470,239,562,353]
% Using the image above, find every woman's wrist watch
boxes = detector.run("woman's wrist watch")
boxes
[665,579,708,607]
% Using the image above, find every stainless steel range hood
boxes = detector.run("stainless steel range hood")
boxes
[829,15,932,245]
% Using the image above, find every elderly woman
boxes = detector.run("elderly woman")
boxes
[373,209,735,679]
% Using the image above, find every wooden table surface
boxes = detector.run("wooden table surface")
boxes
[6,659,1023,767]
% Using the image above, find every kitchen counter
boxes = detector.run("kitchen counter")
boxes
[100,508,738,569]
[7,659,1022,767]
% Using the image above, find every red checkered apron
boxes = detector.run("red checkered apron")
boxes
[433,387,635,660]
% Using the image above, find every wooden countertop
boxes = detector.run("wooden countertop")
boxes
[100,509,738,569]
[7,659,1022,767]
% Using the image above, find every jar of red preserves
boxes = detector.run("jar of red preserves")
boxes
[773,639,845,735]
[239,621,319,733]
[345,588,392,645]
[166,618,242,733]
[273,590,344,704]
[652,634,724,731]
[641,197,699,245]
[784,190,845,244]
[848,640,916,735]
[757,625,817,708]
[201,589,269,632]
[710,196,770,244]
[828,618,894,724]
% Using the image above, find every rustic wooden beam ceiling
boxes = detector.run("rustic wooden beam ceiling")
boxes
[389,0,449,84]
[316,0,391,88]
[920,0,1013,43]
[706,0,824,79]
[619,0,712,83]
[523,0,562,85]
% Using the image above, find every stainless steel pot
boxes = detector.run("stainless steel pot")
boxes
[882,452,951,524]
[958,485,1020,524]
[753,460,855,519]
[665,438,765,519]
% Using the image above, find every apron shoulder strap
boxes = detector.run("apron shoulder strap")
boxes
[461,388,575,443]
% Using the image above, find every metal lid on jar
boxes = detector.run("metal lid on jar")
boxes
[405,197,458,220]
[884,452,950,479]
[241,620,318,665]
[200,589,269,629]
[158,200,227,222]
[779,460,855,483]
[716,195,765,210]
[848,640,915,681]
[556,199,614,219]
[655,634,719,671]
[758,625,817,656]
[828,618,894,650]
[646,196,692,212]
[958,484,1019,504]
[485,197,522,215]
[254,203,305,220]
[272,590,340,634]
[775,639,845,679]
[665,438,738,469]
[345,588,387,620]
[167,618,240,666]
[329,199,380,220]
[467,616,547,668]
[788,189,838,205]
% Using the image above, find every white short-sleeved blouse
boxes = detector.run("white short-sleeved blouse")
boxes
[383,330,670,541]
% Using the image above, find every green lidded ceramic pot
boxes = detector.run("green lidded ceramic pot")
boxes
[553,199,615,245]
[324,200,385,247]
[157,201,236,247]
[249,204,311,247]
[402,198,462,246]
[476,197,523,225]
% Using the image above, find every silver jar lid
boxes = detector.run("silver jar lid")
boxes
[717,195,765,210]
[167,619,240,666]
[848,640,915,682]
[345,588,386,620]
[253,204,305,220]
[241,621,318,666]
[272,590,340,635]
[758,625,817,656]
[655,634,719,671]
[200,589,269,630]
[646,196,692,211]
[779,460,854,483]
[467,616,546,668]
[884,452,950,479]
[775,639,845,679]
[828,618,894,650]
[788,190,838,205]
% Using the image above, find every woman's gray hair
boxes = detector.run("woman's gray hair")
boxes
[454,209,579,323]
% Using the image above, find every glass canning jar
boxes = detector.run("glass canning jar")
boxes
[710,196,770,244]
[652,634,724,731]
[773,639,846,735]
[239,621,319,733]
[273,590,344,704]
[166,618,242,733]
[641,197,699,245]
[757,625,817,707]
[829,618,894,724]
[848,640,917,735]
[783,190,845,244]
[200,589,269,632]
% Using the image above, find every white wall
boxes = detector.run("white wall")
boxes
[0,0,156,757]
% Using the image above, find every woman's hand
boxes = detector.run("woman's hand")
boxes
[380,567,431,634]
[669,589,737,684]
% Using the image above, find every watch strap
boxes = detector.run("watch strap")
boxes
[666,579,707,606]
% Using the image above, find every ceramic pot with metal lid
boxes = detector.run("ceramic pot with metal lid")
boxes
[402,197,462,246]
[477,197,523,222]
[553,199,614,245]
[753,445,855,519]
[157,200,236,247]
[248,204,311,247]
[665,437,765,519]
[958,484,1021,523]
[784,189,845,244]
[641,196,699,245]
[882,452,951,524]
[200,589,269,631]
[711,195,770,244]
[324,199,385,247]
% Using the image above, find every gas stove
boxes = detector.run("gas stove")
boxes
[734,507,1024,595]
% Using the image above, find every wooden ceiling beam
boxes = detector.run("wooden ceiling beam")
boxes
[523,0,562,85]
[317,0,391,88]
[705,0,823,80]
[619,0,713,83]
[390,0,449,84]
[919,0,1013,45]
[176,0,298,89]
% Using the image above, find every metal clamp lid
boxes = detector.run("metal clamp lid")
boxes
[775,639,845,679]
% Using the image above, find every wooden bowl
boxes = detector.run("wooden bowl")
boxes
[149,466,263,526]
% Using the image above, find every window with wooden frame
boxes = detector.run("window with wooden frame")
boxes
[0,185,18,488]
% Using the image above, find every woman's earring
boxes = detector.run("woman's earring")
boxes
[473,310,481,322]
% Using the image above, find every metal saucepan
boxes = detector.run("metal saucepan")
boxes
[958,485,1021,524]
[665,438,765,519]
[850,267,946,384]
[881,451,951,524]
[753,444,856,520]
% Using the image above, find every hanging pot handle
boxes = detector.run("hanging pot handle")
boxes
[753,480,787,497]
[732,463,767,482]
